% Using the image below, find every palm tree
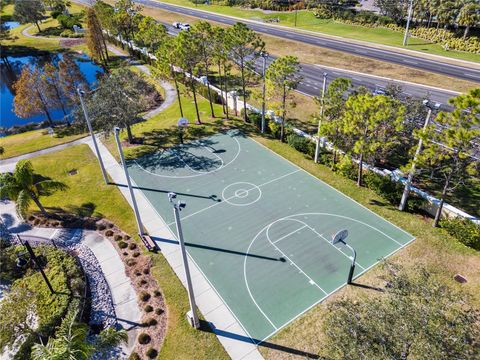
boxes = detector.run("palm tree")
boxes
[0,160,68,218]
[32,310,127,360]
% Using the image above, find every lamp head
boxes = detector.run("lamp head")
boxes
[422,99,430,107]
[77,88,85,95]
[178,201,186,209]
[168,192,177,202]
[114,126,120,134]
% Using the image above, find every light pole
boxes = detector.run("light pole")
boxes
[168,192,200,329]
[314,72,328,163]
[77,88,109,184]
[331,229,356,284]
[399,100,439,211]
[114,127,144,236]
[260,51,268,134]
[403,0,414,46]
[16,235,54,294]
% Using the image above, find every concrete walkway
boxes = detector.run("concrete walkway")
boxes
[1,201,141,354]
[86,135,264,359]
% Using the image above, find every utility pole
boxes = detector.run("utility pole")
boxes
[169,192,200,329]
[403,0,414,46]
[114,127,144,236]
[77,88,109,184]
[399,100,436,211]
[314,72,328,163]
[261,52,268,134]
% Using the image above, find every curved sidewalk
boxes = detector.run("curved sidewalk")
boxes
[1,201,141,354]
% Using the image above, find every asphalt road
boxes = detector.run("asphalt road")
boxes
[165,24,458,106]
[134,0,480,83]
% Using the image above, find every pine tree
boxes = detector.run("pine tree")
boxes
[85,8,109,68]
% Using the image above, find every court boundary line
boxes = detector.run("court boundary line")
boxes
[166,169,301,226]
[266,226,329,296]
[133,134,242,179]
[252,137,416,240]
[243,210,393,330]
[257,234,418,344]
[127,177,258,344]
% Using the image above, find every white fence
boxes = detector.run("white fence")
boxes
[108,33,479,225]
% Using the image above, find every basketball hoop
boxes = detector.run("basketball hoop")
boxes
[332,229,348,245]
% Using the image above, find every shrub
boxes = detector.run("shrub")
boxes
[337,155,357,181]
[363,171,403,205]
[268,121,281,139]
[133,251,140,258]
[155,308,164,315]
[57,14,82,30]
[128,352,141,360]
[145,305,153,313]
[114,234,123,241]
[146,348,158,358]
[140,292,151,302]
[286,133,315,158]
[108,223,114,228]
[441,218,480,250]
[143,268,149,275]
[144,318,157,326]
[139,279,148,286]
[50,10,62,18]
[128,242,137,250]
[153,290,161,297]
[123,252,128,256]
[118,241,128,249]
[138,332,151,344]
[59,29,74,38]
[105,230,114,237]
[126,259,136,267]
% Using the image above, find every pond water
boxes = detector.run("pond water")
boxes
[4,21,20,30]
[0,53,103,129]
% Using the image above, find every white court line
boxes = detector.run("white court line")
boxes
[252,138,415,240]
[134,135,242,179]
[272,225,307,244]
[167,169,301,226]
[126,175,258,344]
[307,224,366,270]
[258,234,418,344]
[266,226,328,296]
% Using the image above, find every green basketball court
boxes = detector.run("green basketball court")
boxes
[126,130,415,343]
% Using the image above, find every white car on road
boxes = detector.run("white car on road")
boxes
[172,22,190,31]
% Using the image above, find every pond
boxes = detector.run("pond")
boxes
[3,21,20,30]
[0,53,103,130]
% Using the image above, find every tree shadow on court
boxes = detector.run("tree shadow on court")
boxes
[112,182,221,203]
[131,146,223,173]
[198,320,320,359]
[151,237,286,263]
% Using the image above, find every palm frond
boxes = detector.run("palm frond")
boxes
[13,160,34,188]
[15,190,31,219]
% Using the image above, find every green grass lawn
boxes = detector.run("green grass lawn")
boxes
[155,1,479,63]
[26,144,230,360]
[0,129,86,159]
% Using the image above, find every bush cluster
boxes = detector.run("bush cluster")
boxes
[441,218,480,250]
[286,133,315,158]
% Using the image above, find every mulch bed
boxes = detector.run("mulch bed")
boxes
[27,214,167,359]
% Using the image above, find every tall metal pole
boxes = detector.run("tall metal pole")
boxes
[399,106,433,211]
[77,88,109,184]
[170,193,200,329]
[17,235,54,294]
[261,53,268,134]
[114,127,144,236]
[403,0,414,46]
[314,73,328,163]
[343,242,357,284]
